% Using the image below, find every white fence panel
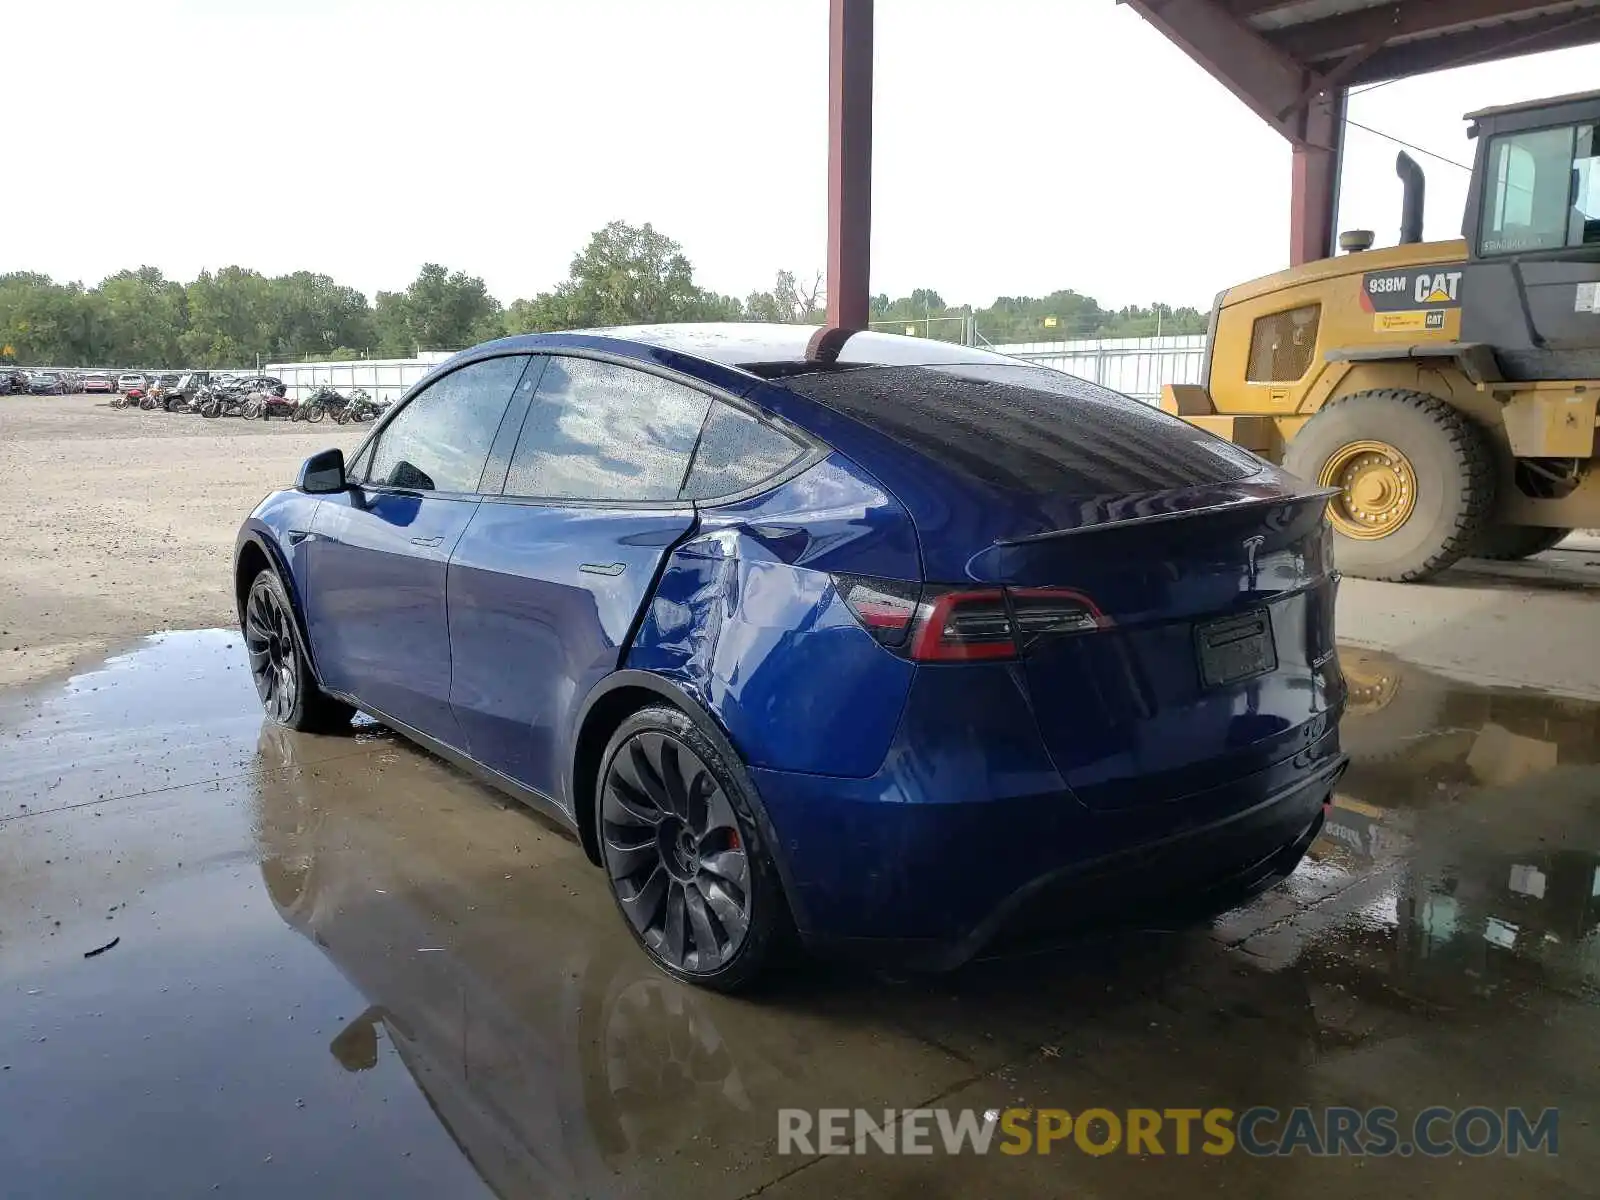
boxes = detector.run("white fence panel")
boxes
[265,351,456,403]
[993,334,1206,403]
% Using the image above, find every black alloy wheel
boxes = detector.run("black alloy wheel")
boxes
[597,707,784,991]
[243,570,354,733]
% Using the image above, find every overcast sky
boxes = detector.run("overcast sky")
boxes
[8,0,1600,310]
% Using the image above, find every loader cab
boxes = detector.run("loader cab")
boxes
[1463,89,1600,261]
[1458,90,1600,376]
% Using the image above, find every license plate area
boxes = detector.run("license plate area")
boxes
[1195,610,1277,689]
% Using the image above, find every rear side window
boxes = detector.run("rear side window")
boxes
[776,363,1258,495]
[683,401,806,500]
[505,356,710,502]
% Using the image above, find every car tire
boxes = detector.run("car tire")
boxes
[1284,389,1495,582]
[595,705,789,992]
[1471,524,1570,561]
[243,568,355,734]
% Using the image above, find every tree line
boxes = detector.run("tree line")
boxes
[0,220,1205,368]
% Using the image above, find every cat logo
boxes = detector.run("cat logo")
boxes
[1415,271,1463,304]
[1363,263,1467,313]
[1426,310,1446,329]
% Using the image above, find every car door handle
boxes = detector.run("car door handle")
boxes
[580,562,627,576]
[410,536,444,548]
[287,529,314,545]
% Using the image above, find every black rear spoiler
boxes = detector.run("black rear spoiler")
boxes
[996,486,1339,546]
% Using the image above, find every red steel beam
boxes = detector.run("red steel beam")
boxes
[825,0,873,331]
[1123,0,1346,265]
[1290,91,1344,265]
[1270,0,1578,64]
[1122,0,1307,139]
[1346,8,1600,82]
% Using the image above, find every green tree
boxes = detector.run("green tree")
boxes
[270,272,375,360]
[743,270,825,323]
[95,267,187,366]
[375,264,503,355]
[0,273,101,364]
[180,267,274,366]
[505,221,738,332]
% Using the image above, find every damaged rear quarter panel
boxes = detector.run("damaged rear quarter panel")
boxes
[627,454,919,778]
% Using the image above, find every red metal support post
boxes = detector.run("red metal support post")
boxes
[1288,88,1344,266]
[825,0,873,331]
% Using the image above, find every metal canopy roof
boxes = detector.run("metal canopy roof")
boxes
[1121,0,1600,264]
[1230,0,1600,85]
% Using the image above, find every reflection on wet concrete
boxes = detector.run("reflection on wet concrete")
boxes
[3,632,1599,1197]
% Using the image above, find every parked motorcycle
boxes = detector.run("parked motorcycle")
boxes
[252,385,298,420]
[291,385,346,423]
[197,387,252,419]
[333,388,386,424]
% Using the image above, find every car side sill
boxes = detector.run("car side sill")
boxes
[327,692,585,845]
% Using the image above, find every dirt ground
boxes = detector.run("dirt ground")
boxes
[0,394,362,684]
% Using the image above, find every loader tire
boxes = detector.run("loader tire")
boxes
[1284,389,1495,582]
[1472,524,1570,561]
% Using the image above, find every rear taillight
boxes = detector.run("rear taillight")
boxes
[834,576,1108,662]
[832,575,920,648]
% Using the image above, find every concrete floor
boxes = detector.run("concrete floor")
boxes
[3,633,1599,1198]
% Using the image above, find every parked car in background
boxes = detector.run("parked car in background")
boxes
[82,373,116,394]
[234,325,1348,991]
[117,373,147,393]
[28,371,67,395]
[160,372,207,410]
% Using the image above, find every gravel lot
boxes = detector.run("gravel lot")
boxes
[0,394,362,684]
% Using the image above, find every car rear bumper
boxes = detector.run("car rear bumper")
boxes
[750,731,1346,970]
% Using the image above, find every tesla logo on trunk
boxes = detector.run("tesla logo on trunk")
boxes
[1243,535,1265,588]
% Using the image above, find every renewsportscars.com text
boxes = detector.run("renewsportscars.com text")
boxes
[777,1106,1558,1157]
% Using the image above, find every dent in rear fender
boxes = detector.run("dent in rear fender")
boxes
[628,534,913,778]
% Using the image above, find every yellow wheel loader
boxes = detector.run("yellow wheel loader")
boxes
[1164,90,1600,581]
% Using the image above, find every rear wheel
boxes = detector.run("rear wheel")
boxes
[1472,524,1570,561]
[243,569,354,733]
[596,705,786,992]
[1284,389,1495,582]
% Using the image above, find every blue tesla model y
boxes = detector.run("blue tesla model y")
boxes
[235,325,1347,990]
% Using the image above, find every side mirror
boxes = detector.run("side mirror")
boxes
[297,448,347,494]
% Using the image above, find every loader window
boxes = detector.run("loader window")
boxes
[1246,305,1320,382]
[1479,124,1579,255]
[1570,124,1600,246]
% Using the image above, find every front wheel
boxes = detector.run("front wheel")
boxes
[596,706,788,992]
[243,569,355,733]
[1472,524,1570,561]
[1284,389,1495,582]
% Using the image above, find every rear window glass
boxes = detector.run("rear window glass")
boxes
[683,401,807,500]
[775,363,1259,496]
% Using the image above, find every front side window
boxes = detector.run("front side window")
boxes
[366,355,529,493]
[504,357,710,502]
[1479,124,1589,255]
